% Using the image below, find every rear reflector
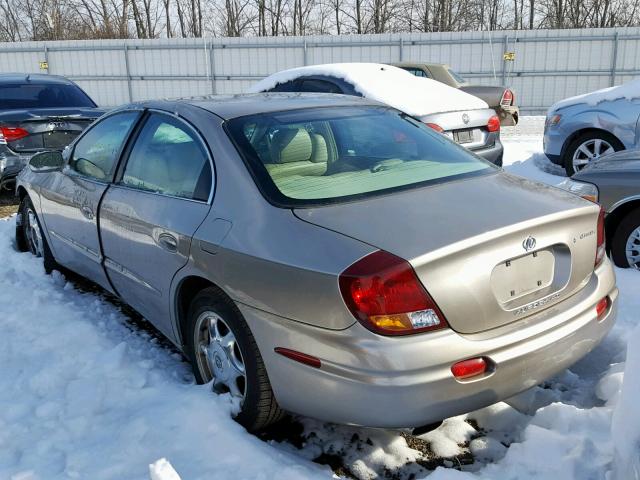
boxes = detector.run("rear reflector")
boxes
[0,127,29,142]
[451,358,487,380]
[425,123,444,133]
[487,115,501,132]
[274,347,321,368]
[596,297,610,321]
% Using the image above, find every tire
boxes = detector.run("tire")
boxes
[184,287,285,432]
[563,131,623,176]
[610,207,640,269]
[16,196,59,274]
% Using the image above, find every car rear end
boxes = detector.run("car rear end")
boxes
[0,77,103,190]
[420,108,503,165]
[224,101,617,428]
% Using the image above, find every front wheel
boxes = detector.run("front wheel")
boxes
[563,132,623,176]
[184,287,284,432]
[16,196,58,273]
[611,207,640,269]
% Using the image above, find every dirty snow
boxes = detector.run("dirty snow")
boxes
[1,122,639,480]
[549,78,640,113]
[248,63,489,117]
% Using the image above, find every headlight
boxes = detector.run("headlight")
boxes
[557,178,599,203]
[545,114,562,128]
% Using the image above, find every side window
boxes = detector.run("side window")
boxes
[403,67,428,78]
[121,113,212,201]
[299,79,343,94]
[269,81,298,92]
[70,112,138,181]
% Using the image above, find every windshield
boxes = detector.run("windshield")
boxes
[226,106,493,206]
[0,83,96,109]
[448,69,468,84]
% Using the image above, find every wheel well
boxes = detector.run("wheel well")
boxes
[605,200,640,249]
[175,276,226,347]
[16,186,27,200]
[562,128,624,158]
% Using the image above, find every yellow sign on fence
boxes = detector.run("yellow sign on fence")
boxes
[503,52,515,61]
[39,61,49,70]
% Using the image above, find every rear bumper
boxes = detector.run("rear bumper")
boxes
[497,106,519,126]
[471,137,504,166]
[241,257,617,428]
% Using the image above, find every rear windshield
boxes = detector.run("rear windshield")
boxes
[0,83,96,109]
[226,106,493,206]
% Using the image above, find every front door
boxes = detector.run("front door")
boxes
[99,112,213,337]
[38,111,140,290]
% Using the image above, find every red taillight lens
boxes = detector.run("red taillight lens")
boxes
[451,358,487,380]
[595,296,610,321]
[274,347,321,368]
[0,127,29,142]
[487,115,501,133]
[339,250,448,335]
[501,89,514,105]
[596,206,606,267]
[425,123,444,133]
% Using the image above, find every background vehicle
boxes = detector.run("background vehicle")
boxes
[16,94,616,434]
[544,79,640,176]
[393,62,519,126]
[0,73,105,190]
[558,149,640,269]
[250,63,504,166]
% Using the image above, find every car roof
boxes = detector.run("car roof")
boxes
[392,62,449,69]
[0,73,76,85]
[132,93,386,120]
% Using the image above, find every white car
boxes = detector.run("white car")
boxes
[250,63,504,165]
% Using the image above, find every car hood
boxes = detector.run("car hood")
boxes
[294,171,600,334]
[0,107,106,122]
[577,150,640,174]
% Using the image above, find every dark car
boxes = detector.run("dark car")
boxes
[0,73,105,190]
[393,62,519,126]
[558,150,640,269]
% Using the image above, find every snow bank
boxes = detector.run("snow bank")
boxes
[248,63,489,117]
[550,78,640,113]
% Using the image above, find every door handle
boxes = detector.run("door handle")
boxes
[158,233,178,252]
[80,205,94,220]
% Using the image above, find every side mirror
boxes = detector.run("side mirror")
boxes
[29,151,64,172]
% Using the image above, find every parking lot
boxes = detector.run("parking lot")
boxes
[1,123,638,480]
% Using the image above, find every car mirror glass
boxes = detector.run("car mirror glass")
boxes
[29,151,64,171]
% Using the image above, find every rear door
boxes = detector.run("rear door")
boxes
[38,111,140,291]
[99,111,213,336]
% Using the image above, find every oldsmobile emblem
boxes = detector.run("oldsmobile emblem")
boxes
[462,113,470,124]
[522,235,536,251]
[48,121,66,130]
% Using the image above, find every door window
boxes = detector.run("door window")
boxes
[121,113,212,201]
[402,67,429,78]
[70,111,138,181]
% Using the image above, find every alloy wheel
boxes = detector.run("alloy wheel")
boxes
[625,226,640,270]
[194,311,247,399]
[572,138,615,172]
[26,208,44,257]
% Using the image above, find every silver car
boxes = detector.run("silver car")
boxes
[16,94,617,432]
[544,86,640,176]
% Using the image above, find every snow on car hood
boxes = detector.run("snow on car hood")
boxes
[550,78,640,113]
[248,63,489,117]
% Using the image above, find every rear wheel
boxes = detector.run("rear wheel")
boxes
[563,131,623,176]
[611,207,640,269]
[184,287,284,432]
[16,196,58,274]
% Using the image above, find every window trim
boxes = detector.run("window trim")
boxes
[64,109,144,185]
[114,109,216,205]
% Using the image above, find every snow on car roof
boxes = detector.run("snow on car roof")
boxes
[550,78,640,113]
[248,63,489,117]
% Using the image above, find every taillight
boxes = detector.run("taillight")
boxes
[596,206,606,267]
[274,347,321,368]
[487,115,500,133]
[339,250,448,336]
[595,296,610,321]
[425,123,444,133]
[501,89,514,106]
[451,358,488,380]
[0,126,29,142]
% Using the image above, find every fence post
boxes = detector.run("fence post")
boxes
[208,39,216,94]
[501,35,508,85]
[610,32,619,87]
[123,44,132,102]
[43,45,49,74]
[399,37,404,62]
[303,39,308,66]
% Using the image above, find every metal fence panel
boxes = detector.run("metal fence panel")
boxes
[1,27,639,114]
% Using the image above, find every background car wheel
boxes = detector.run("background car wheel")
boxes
[184,287,285,432]
[563,131,623,176]
[611,207,640,269]
[17,196,58,274]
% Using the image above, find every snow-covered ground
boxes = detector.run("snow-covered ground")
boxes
[1,122,638,480]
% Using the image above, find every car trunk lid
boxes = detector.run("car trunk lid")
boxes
[0,108,103,152]
[294,172,601,334]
